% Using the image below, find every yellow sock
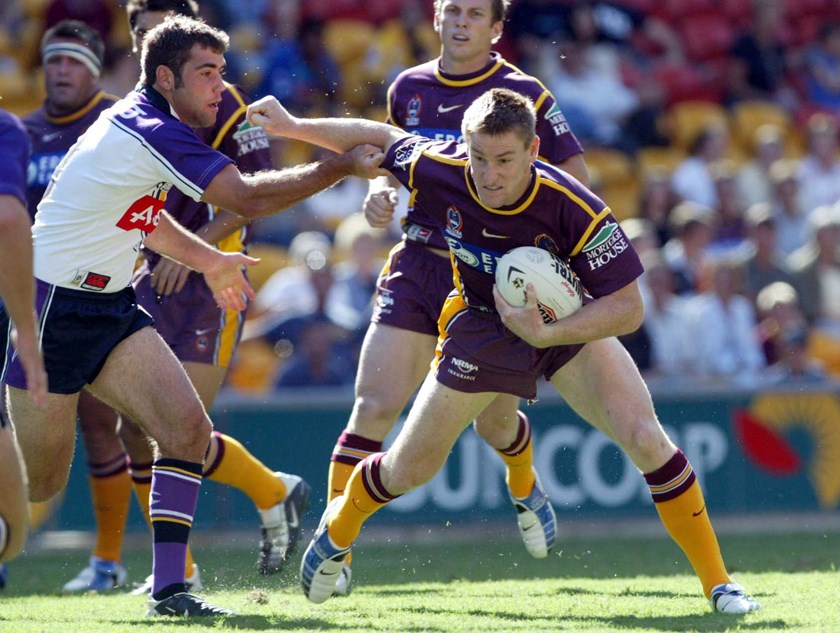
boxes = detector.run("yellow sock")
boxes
[89,469,132,562]
[328,461,355,502]
[645,450,730,597]
[131,463,196,575]
[653,479,730,597]
[204,432,286,509]
[494,412,535,498]
[328,456,393,549]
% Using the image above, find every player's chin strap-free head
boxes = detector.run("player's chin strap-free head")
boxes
[42,41,103,78]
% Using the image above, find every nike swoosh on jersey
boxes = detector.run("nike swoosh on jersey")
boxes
[42,131,63,143]
[481,228,510,239]
[437,104,464,113]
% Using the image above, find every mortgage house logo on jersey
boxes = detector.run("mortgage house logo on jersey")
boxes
[545,102,571,136]
[733,392,840,510]
[116,181,170,234]
[581,221,628,270]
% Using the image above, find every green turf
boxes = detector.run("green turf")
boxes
[1,531,837,632]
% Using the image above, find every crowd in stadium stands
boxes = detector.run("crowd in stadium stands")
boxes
[4,0,840,393]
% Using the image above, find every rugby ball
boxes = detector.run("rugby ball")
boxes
[495,246,583,323]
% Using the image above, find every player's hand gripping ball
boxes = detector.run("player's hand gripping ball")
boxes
[495,246,583,323]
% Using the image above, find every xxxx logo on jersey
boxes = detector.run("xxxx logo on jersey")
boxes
[733,392,840,509]
[116,182,170,232]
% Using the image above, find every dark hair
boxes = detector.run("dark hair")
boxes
[461,88,536,146]
[140,14,227,88]
[41,20,105,66]
[434,0,510,24]
[127,0,199,32]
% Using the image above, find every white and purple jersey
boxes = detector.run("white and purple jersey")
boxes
[31,87,232,293]
[387,52,583,250]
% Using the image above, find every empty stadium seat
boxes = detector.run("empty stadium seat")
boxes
[662,100,729,151]
[635,145,687,176]
[323,19,375,67]
[730,100,794,154]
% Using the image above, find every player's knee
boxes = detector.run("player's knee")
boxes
[155,411,211,460]
[350,394,402,438]
[616,414,671,464]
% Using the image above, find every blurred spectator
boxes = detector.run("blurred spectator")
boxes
[662,201,715,295]
[708,160,749,257]
[803,22,840,114]
[754,282,826,385]
[763,325,828,384]
[685,257,766,381]
[736,123,785,208]
[329,213,387,334]
[796,113,840,215]
[740,203,796,303]
[363,0,438,92]
[44,0,115,48]
[620,217,660,260]
[671,122,730,208]
[637,250,695,379]
[636,167,678,247]
[788,204,840,336]
[767,158,810,258]
[272,315,355,389]
[505,0,566,72]
[251,230,334,320]
[547,39,639,150]
[255,18,341,116]
[299,147,370,232]
[725,0,794,107]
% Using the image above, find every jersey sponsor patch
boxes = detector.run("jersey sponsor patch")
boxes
[581,221,629,270]
[70,270,112,291]
[233,121,270,157]
[27,151,66,188]
[116,194,165,232]
[544,103,571,136]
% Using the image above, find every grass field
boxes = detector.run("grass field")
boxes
[0,528,838,632]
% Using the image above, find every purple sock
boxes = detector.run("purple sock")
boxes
[149,458,202,600]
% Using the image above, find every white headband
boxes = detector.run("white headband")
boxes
[43,42,102,78]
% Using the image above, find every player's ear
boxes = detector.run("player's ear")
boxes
[529,136,540,161]
[155,64,175,91]
[491,19,503,44]
[433,11,441,34]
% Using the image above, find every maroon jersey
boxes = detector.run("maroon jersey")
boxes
[384,136,643,311]
[23,90,119,216]
[386,52,583,250]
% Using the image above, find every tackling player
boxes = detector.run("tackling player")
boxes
[248,88,761,615]
[325,0,589,594]
[3,15,382,617]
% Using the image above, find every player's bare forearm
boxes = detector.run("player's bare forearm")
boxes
[247,95,402,154]
[202,146,385,220]
[496,281,644,348]
[144,211,229,272]
[196,208,249,246]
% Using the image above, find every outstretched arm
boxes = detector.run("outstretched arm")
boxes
[202,144,387,220]
[143,210,258,312]
[247,96,405,156]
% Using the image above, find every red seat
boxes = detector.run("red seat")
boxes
[658,0,718,22]
[680,14,737,63]
[652,62,724,106]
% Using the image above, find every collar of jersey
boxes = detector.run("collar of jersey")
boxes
[463,163,539,215]
[136,85,181,121]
